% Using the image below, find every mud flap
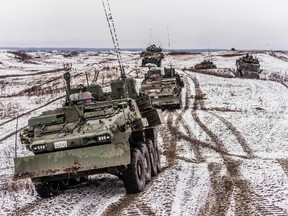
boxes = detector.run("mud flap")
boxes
[14,142,130,179]
[141,108,163,127]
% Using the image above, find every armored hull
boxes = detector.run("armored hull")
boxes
[195,60,217,69]
[140,67,184,109]
[140,44,164,67]
[14,71,163,198]
[236,54,262,78]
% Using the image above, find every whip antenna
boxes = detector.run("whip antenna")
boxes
[102,0,125,79]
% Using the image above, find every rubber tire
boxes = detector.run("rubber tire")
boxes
[122,148,146,193]
[140,143,152,183]
[147,139,157,176]
[32,178,60,198]
[154,140,161,173]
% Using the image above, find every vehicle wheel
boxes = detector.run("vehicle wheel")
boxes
[140,143,152,183]
[122,148,146,193]
[154,140,161,173]
[147,139,157,176]
[32,178,60,198]
[59,178,70,190]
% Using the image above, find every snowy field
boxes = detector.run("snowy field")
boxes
[0,49,288,215]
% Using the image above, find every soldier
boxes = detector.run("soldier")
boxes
[70,84,92,101]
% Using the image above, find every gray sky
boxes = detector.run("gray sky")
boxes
[0,0,287,50]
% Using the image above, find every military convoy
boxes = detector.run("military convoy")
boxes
[194,59,217,69]
[236,54,262,78]
[140,44,165,67]
[14,67,163,198]
[140,66,184,109]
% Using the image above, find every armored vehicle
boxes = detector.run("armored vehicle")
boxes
[140,66,184,109]
[14,67,163,198]
[195,59,217,69]
[140,44,165,67]
[236,54,262,78]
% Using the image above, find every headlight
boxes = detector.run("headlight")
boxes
[32,144,47,151]
[97,134,111,142]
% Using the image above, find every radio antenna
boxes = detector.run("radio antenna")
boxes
[102,0,125,79]
[167,27,171,49]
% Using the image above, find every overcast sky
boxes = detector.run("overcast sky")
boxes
[0,0,287,50]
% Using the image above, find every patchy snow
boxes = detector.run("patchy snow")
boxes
[1,50,288,215]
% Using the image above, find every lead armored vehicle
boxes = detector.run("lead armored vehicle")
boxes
[194,59,217,69]
[140,44,165,67]
[140,66,184,109]
[236,54,262,78]
[14,66,163,198]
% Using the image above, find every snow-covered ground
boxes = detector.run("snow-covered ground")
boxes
[0,50,288,215]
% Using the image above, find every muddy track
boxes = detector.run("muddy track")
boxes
[101,167,180,216]
[198,162,233,216]
[0,95,65,128]
[0,68,64,79]
[11,197,46,216]
[104,194,156,216]
[282,82,288,89]
[100,193,138,216]
[277,159,288,177]
[1,71,83,98]
[163,111,178,167]
[181,74,206,110]
[228,159,287,216]
[188,73,287,216]
[10,177,124,216]
[0,95,65,144]
[188,73,250,215]
[192,111,228,153]
[173,111,204,163]
[208,112,255,158]
[190,77,206,110]
[168,74,204,162]
[177,132,248,159]
[183,76,191,109]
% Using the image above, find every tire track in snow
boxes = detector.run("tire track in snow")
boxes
[173,112,204,162]
[102,168,179,216]
[277,159,288,177]
[208,112,255,158]
[282,82,288,89]
[189,74,245,215]
[11,177,124,216]
[0,95,65,128]
[169,75,203,163]
[0,95,65,144]
[159,111,177,167]
[189,73,287,216]
[190,76,206,110]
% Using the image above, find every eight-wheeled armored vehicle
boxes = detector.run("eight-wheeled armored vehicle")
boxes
[140,44,165,67]
[194,59,217,69]
[236,54,262,78]
[14,67,163,198]
[140,66,184,109]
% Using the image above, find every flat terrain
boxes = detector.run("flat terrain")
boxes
[0,50,288,215]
